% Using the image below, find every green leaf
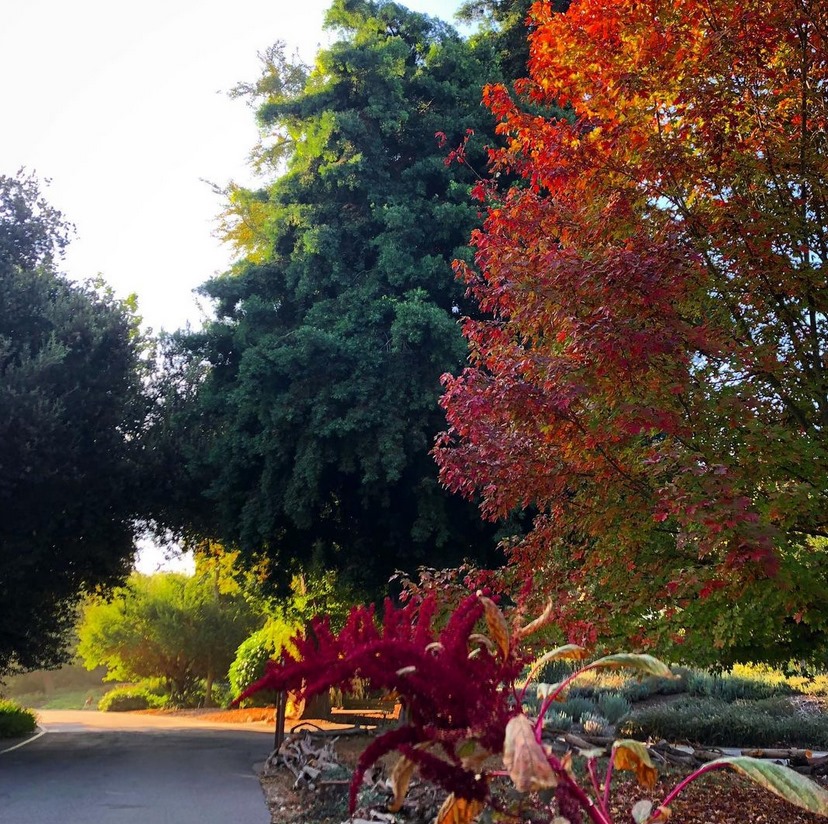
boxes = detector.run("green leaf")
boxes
[710,756,828,815]
[589,653,674,678]
[525,645,590,684]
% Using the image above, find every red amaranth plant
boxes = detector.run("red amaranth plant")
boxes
[237,592,530,811]
[238,595,828,823]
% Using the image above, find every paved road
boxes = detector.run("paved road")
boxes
[0,711,274,824]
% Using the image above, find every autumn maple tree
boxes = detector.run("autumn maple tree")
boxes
[436,0,828,663]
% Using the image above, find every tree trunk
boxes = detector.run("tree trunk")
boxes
[299,691,332,720]
[204,665,215,708]
[42,670,55,695]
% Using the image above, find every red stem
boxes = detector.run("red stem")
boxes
[655,761,729,814]
[602,751,615,814]
[534,662,602,736]
[545,751,612,824]
[587,757,603,800]
[559,769,614,824]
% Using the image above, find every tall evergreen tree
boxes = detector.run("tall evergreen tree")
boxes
[168,1,504,592]
[458,0,570,82]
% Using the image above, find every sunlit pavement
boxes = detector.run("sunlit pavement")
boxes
[34,709,275,734]
[0,711,273,824]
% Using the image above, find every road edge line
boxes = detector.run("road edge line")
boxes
[0,727,46,755]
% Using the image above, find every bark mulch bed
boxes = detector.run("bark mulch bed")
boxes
[257,732,828,824]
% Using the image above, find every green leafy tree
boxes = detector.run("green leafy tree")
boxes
[0,171,148,674]
[228,567,355,705]
[77,571,261,705]
[164,0,505,592]
[458,0,557,81]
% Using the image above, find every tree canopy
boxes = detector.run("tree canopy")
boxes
[163,0,507,592]
[458,0,570,82]
[0,171,148,673]
[435,0,828,664]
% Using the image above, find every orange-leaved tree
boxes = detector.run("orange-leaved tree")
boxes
[435,0,828,663]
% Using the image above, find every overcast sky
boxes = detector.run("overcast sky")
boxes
[0,0,464,334]
[0,0,465,572]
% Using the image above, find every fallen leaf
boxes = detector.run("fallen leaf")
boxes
[388,755,416,812]
[435,793,484,824]
[613,740,658,790]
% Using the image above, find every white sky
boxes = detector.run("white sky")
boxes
[1,0,464,333]
[0,0,465,573]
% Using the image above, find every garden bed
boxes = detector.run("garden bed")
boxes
[258,731,828,824]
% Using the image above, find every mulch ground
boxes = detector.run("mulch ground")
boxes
[608,769,827,823]
[257,733,828,824]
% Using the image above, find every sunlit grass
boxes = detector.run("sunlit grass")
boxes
[10,686,114,710]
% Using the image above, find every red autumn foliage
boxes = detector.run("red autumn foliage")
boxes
[435,0,828,663]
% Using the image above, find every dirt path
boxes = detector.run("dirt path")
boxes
[36,708,276,734]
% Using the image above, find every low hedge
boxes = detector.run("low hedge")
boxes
[98,686,165,712]
[687,671,793,702]
[0,699,37,738]
[622,697,828,748]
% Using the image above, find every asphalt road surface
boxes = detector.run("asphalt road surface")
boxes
[0,711,274,824]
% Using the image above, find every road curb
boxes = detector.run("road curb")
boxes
[0,726,46,755]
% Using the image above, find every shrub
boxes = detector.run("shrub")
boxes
[687,671,793,702]
[569,683,598,701]
[520,682,541,716]
[622,697,828,748]
[791,674,828,696]
[228,617,298,707]
[536,658,578,685]
[0,699,36,738]
[581,710,611,736]
[598,692,632,724]
[558,696,598,722]
[98,686,164,712]
[544,710,573,732]
[133,677,170,699]
[209,680,233,708]
[621,670,691,703]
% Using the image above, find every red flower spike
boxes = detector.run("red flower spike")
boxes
[236,594,529,810]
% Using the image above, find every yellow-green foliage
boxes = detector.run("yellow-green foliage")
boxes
[731,663,790,687]
[789,675,828,696]
[0,699,36,738]
[228,616,299,706]
[728,663,828,697]
[98,686,164,712]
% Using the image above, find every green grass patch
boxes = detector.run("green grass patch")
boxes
[9,685,114,710]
